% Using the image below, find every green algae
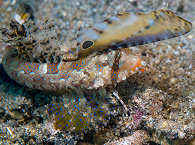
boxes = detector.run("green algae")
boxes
[48,94,110,133]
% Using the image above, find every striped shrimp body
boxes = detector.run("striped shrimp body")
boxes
[69,9,192,61]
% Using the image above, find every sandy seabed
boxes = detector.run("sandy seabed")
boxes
[0,0,194,144]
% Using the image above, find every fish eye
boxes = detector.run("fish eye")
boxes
[82,40,94,49]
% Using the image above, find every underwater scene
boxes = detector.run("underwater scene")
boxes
[0,0,194,144]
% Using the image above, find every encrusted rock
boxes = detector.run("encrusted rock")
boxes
[105,130,149,145]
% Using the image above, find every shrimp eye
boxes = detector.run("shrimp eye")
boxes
[82,40,94,49]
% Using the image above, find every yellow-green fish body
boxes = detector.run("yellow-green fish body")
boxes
[73,9,192,60]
